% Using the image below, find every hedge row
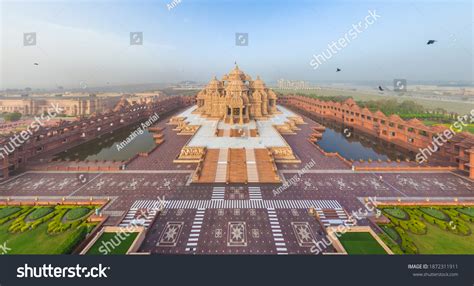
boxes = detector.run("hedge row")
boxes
[378,231,404,255]
[9,209,59,233]
[395,226,418,254]
[4,206,97,234]
[53,225,89,254]
[383,209,427,235]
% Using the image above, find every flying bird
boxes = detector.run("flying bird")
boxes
[378,86,384,91]
[33,63,39,66]
[427,40,437,45]
[336,68,341,72]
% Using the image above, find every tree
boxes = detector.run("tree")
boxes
[3,112,22,122]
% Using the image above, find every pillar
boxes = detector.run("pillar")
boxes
[239,107,243,125]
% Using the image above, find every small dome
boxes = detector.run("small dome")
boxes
[252,76,266,88]
[206,76,223,90]
[268,89,277,99]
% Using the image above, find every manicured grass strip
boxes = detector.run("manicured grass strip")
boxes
[0,207,21,219]
[64,207,91,221]
[383,207,409,220]
[27,207,54,220]
[86,232,139,255]
[338,232,387,254]
[420,207,450,221]
[457,207,474,218]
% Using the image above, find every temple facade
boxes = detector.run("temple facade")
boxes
[195,65,278,124]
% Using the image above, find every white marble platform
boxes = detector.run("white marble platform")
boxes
[175,105,297,148]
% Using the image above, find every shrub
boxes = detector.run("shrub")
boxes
[435,220,448,230]
[407,219,427,235]
[395,227,418,254]
[8,208,35,233]
[47,207,92,234]
[378,232,404,255]
[3,112,22,122]
[55,226,89,254]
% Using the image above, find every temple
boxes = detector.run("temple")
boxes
[196,65,278,124]
[171,65,303,184]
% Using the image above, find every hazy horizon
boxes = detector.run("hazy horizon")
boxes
[1,0,472,90]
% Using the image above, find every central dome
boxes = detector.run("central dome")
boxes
[227,65,251,81]
[195,64,278,123]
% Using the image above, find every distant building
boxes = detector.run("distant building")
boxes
[0,92,163,116]
[170,81,205,90]
[277,79,318,90]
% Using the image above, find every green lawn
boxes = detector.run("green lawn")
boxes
[338,232,388,254]
[0,207,21,219]
[86,232,139,255]
[27,207,54,220]
[419,207,450,221]
[457,207,474,217]
[0,221,87,254]
[407,222,474,254]
[64,207,91,221]
[383,208,409,220]
[422,121,474,134]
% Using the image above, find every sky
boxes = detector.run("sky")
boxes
[0,0,472,89]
